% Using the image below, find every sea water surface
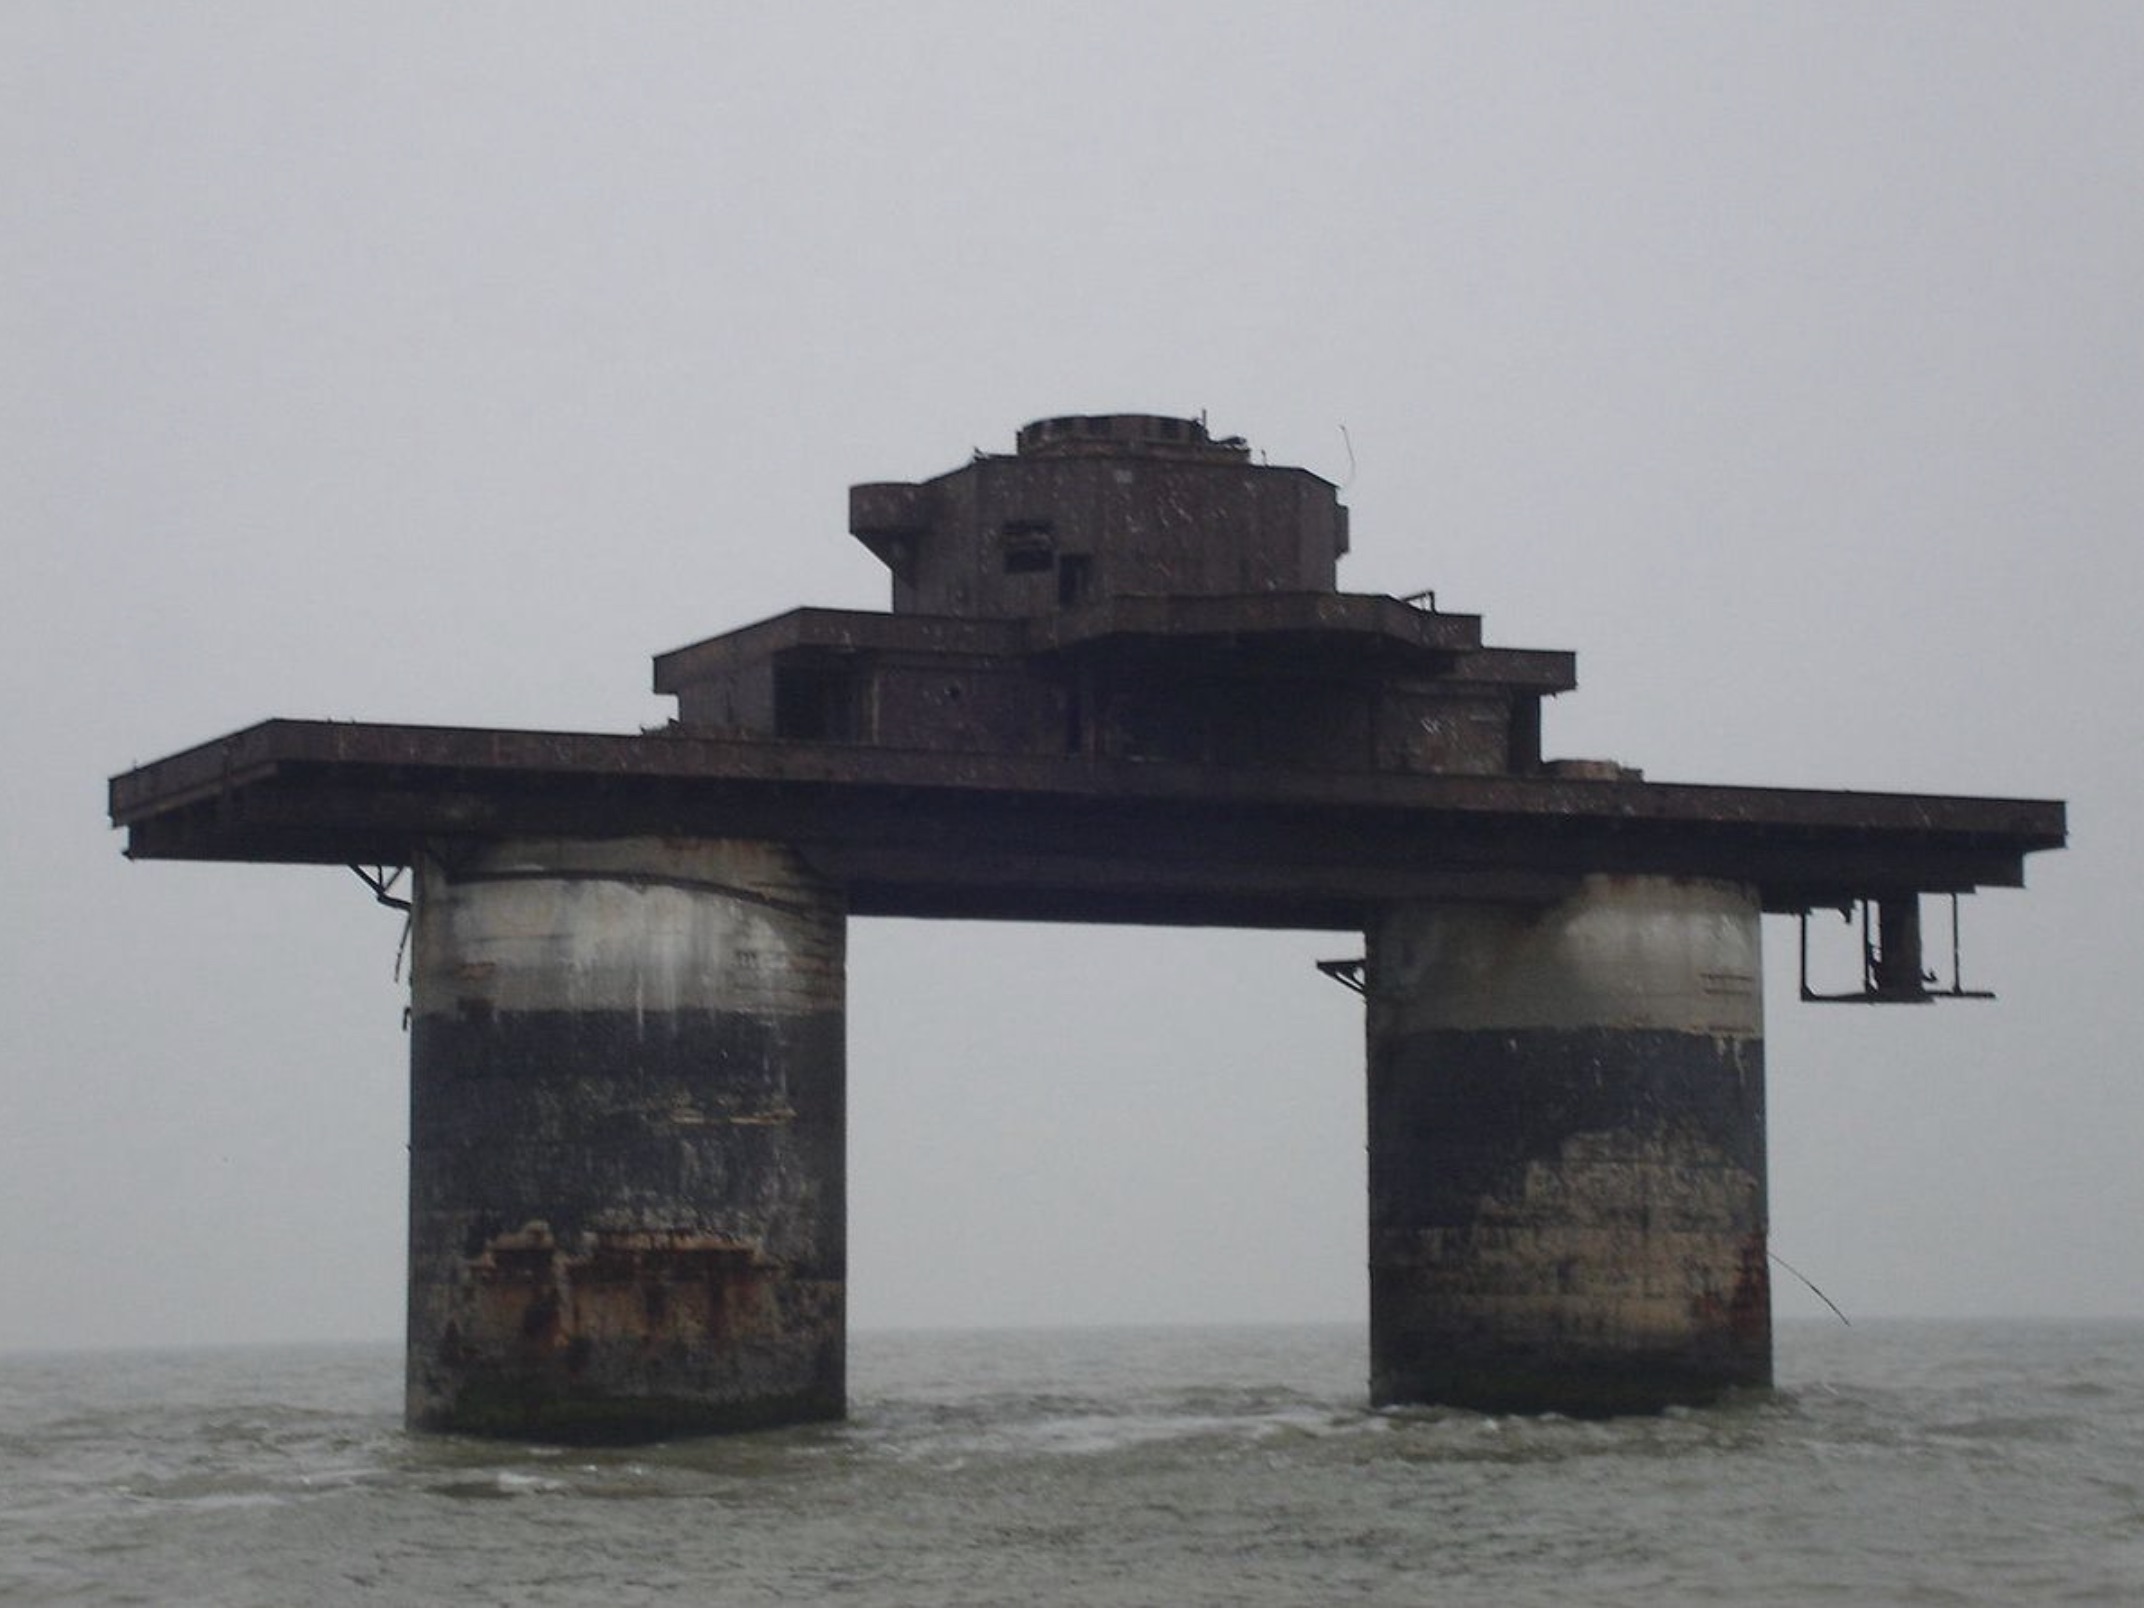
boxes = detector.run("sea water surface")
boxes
[3,1320,2140,1606]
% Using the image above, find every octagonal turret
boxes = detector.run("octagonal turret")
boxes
[849,413,1350,618]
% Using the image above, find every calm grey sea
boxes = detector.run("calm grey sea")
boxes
[2,1320,2139,1606]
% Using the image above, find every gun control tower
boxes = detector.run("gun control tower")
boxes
[110,414,2064,1439]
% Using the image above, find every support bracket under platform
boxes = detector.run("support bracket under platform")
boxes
[1316,957,1367,996]
[1798,893,1996,1005]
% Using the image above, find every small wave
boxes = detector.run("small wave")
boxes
[427,1469,570,1500]
[1924,1412,2081,1444]
[119,1471,295,1511]
[849,1389,1373,1466]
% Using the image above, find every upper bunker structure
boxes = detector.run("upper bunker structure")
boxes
[658,411,1565,789]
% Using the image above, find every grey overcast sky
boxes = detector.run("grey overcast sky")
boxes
[4,4,2139,1351]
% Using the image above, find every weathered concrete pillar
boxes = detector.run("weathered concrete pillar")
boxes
[1366,874,1769,1415]
[405,837,845,1441]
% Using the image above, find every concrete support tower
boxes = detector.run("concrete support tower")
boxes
[405,837,845,1440]
[1368,875,1768,1413]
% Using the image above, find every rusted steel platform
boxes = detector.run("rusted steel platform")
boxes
[111,715,2062,927]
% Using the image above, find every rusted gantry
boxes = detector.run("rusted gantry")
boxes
[112,414,2063,1436]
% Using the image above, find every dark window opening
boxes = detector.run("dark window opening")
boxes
[1114,694,1199,762]
[1001,518,1055,574]
[1507,697,1542,773]
[1057,553,1092,608]
[774,661,860,742]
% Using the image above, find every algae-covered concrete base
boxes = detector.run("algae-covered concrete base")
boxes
[404,837,846,1441]
[1367,875,1769,1415]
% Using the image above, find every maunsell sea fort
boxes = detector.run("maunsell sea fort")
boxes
[110,413,2065,1441]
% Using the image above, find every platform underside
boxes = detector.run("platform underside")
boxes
[110,719,2064,926]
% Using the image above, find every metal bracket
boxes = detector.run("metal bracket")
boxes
[1799,893,1994,1004]
[1316,957,1367,996]
[349,864,411,912]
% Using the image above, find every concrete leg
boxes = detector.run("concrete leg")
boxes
[1366,875,1769,1415]
[405,837,845,1441]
